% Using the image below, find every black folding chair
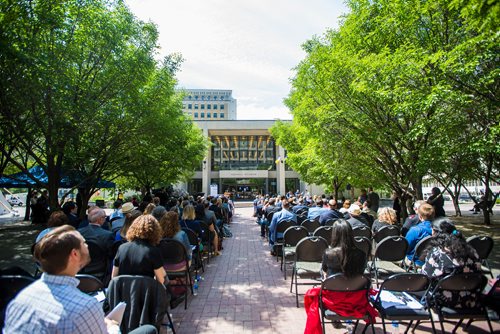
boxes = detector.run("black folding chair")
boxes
[78,240,109,284]
[290,236,329,307]
[274,219,296,262]
[373,225,400,244]
[323,219,338,227]
[425,272,493,334]
[408,235,432,273]
[158,238,192,310]
[370,236,408,286]
[0,275,36,327]
[301,219,321,235]
[106,275,175,334]
[372,273,436,334]
[76,274,105,295]
[353,225,372,239]
[354,236,372,260]
[319,274,375,334]
[467,235,494,278]
[313,226,333,245]
[183,227,204,275]
[199,221,213,264]
[282,226,309,280]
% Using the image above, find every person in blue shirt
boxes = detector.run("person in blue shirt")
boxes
[405,203,434,266]
[269,200,297,247]
[307,199,326,220]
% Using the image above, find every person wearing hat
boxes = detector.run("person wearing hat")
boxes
[111,202,135,234]
[319,199,341,225]
[346,204,370,229]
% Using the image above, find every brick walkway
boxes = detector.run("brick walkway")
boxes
[169,206,499,334]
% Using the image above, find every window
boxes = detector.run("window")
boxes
[201,95,205,100]
[220,104,225,110]
[201,112,205,118]
[220,113,224,118]
[194,104,198,109]
[195,95,199,100]
[188,104,192,109]
[201,104,205,110]
[194,112,198,118]
[207,104,211,110]
[207,113,211,118]
[213,113,217,118]
[213,104,217,110]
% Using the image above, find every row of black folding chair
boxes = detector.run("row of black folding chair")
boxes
[182,227,205,277]
[322,272,493,334]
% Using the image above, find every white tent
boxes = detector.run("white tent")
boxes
[0,192,15,215]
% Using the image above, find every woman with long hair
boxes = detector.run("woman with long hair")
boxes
[115,210,142,241]
[322,219,367,277]
[422,218,481,307]
[112,214,166,284]
[159,211,192,265]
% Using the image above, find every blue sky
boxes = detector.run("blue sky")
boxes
[125,0,347,120]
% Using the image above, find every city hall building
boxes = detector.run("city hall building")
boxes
[178,89,303,199]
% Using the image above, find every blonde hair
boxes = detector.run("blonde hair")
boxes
[143,203,156,215]
[377,207,397,225]
[182,204,196,220]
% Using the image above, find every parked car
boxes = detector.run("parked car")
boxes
[7,196,23,207]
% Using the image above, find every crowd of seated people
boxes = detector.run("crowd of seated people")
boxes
[252,191,493,332]
[2,192,234,333]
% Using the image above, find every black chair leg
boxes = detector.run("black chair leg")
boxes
[381,317,387,334]
[452,318,463,333]
[164,311,176,334]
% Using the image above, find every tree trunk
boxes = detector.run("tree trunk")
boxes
[24,187,32,221]
[483,154,493,226]
[411,177,423,200]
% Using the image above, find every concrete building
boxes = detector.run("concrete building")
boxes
[181,89,237,121]
[178,120,304,199]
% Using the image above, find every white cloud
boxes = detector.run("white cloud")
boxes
[125,0,347,119]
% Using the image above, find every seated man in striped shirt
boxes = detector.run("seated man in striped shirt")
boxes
[4,225,156,334]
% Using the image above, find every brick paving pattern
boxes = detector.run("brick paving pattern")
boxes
[168,206,499,334]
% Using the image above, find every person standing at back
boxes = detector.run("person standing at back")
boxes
[367,187,380,212]
[427,187,446,218]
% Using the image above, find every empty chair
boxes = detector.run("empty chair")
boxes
[370,236,408,286]
[352,225,372,239]
[372,273,436,334]
[408,235,433,273]
[323,219,338,227]
[290,236,329,307]
[317,274,376,334]
[373,225,400,244]
[301,219,321,234]
[424,272,493,334]
[313,226,333,245]
[467,235,494,278]
[282,226,309,280]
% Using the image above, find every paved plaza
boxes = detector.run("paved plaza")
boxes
[0,204,499,333]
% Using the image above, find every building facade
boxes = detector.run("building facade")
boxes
[179,120,303,199]
[181,89,237,121]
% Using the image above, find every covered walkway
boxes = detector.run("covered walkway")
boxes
[169,205,499,334]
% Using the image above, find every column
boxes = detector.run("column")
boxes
[202,127,211,196]
[276,145,286,195]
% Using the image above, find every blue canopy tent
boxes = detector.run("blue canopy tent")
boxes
[0,166,115,188]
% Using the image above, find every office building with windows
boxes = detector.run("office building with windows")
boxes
[181,89,237,121]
